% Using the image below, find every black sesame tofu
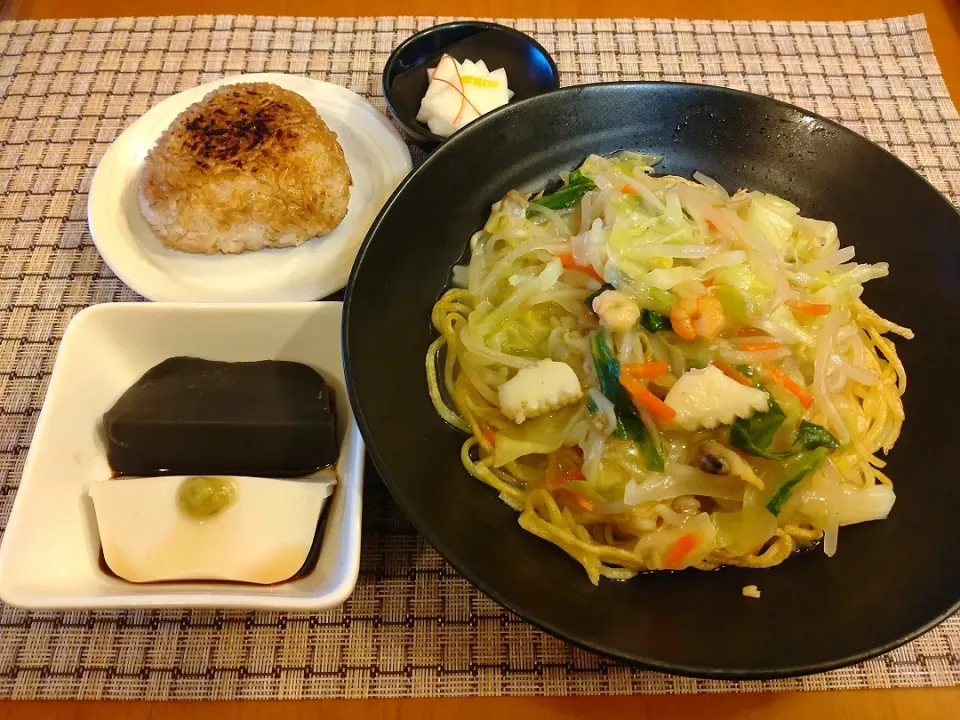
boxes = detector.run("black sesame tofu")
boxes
[103,357,337,478]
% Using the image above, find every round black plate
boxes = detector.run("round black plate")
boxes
[344,83,960,678]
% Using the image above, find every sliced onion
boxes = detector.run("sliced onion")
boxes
[477,239,570,298]
[718,208,795,305]
[795,216,839,247]
[849,331,868,366]
[650,334,687,378]
[671,184,713,235]
[467,232,489,297]
[835,324,858,344]
[593,172,615,192]
[581,430,606,482]
[587,388,616,437]
[834,358,879,386]
[824,527,839,559]
[527,203,571,236]
[837,483,896,526]
[617,332,635,365]
[693,171,730,198]
[578,190,596,234]
[653,502,687,526]
[757,306,816,347]
[635,403,664,459]
[799,245,855,276]
[623,463,744,505]
[603,199,617,227]
[451,265,469,288]
[813,311,850,442]
[565,419,589,447]
[615,172,667,214]
[821,460,842,558]
[718,344,791,365]
[835,262,889,286]
[696,250,747,273]
[475,259,563,335]
[629,244,716,258]
[672,279,709,297]
[459,326,536,369]
[502,226,533,240]
[719,208,780,266]
[725,486,777,556]
[619,150,663,168]
[571,218,607,271]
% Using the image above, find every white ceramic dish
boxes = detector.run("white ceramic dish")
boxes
[0,302,364,609]
[88,73,412,303]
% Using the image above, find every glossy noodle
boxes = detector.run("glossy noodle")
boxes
[427,152,912,584]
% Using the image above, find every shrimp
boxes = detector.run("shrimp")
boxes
[592,290,640,333]
[670,294,725,340]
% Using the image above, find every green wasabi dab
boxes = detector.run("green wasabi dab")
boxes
[177,476,237,520]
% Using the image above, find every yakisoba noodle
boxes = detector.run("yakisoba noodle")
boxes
[427,152,912,585]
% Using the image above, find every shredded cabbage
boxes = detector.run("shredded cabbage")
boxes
[427,151,911,583]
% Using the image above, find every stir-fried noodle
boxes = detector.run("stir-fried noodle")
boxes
[427,152,912,584]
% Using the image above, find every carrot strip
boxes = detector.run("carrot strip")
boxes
[549,465,585,488]
[702,277,715,288]
[621,184,638,195]
[619,375,677,423]
[705,219,720,232]
[736,327,768,337]
[573,495,594,512]
[621,361,669,379]
[482,427,496,448]
[788,300,832,316]
[737,340,783,352]
[664,532,699,569]
[557,478,592,510]
[554,250,577,267]
[563,467,585,483]
[554,250,604,283]
[713,361,753,387]
[762,361,814,409]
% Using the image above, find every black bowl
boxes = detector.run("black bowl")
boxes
[344,83,960,678]
[382,21,559,149]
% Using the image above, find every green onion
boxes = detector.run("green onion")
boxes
[526,170,597,217]
[589,330,664,471]
[765,447,832,515]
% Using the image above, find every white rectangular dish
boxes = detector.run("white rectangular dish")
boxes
[0,302,364,609]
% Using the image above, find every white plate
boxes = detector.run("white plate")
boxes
[88,73,412,302]
[0,302,364,609]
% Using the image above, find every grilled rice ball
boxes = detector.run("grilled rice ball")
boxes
[138,82,352,255]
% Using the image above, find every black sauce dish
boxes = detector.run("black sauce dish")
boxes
[382,21,560,149]
[344,82,960,678]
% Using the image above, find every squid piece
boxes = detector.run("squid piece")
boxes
[498,359,583,424]
[664,365,769,431]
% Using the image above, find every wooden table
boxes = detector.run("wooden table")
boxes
[1,0,958,717]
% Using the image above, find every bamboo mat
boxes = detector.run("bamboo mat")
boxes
[0,13,957,699]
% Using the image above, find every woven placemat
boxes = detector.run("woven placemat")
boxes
[0,13,958,700]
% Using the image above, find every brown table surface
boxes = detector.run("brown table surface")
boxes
[1,0,960,717]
